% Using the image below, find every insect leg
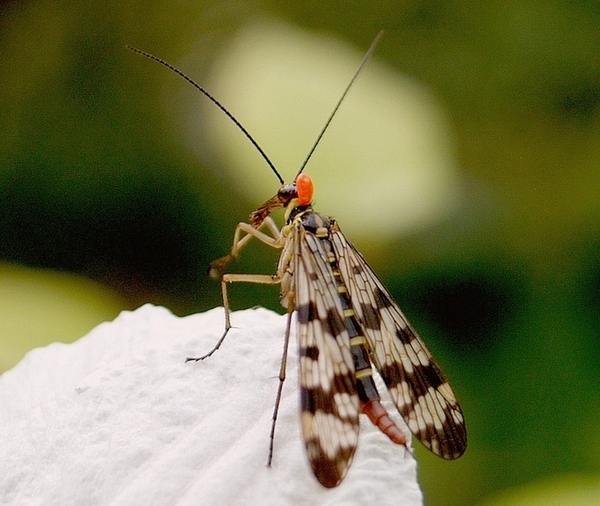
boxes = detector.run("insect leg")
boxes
[188,218,285,362]
[208,218,281,279]
[268,306,294,467]
[186,272,281,362]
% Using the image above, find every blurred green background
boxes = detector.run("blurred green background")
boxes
[2,1,600,505]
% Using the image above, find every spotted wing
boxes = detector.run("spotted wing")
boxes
[293,223,361,488]
[330,226,467,459]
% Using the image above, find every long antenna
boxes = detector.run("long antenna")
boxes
[127,45,285,185]
[296,30,384,177]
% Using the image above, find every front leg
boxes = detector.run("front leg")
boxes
[188,217,285,362]
[208,217,281,279]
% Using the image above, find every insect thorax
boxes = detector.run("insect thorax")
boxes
[295,208,333,237]
[278,209,334,312]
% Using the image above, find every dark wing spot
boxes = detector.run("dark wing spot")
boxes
[374,286,394,308]
[421,361,447,391]
[301,374,355,416]
[377,362,405,391]
[298,301,318,324]
[395,327,414,345]
[300,345,320,361]
[326,308,347,338]
[359,302,381,330]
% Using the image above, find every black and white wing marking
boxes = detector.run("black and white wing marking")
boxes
[294,222,361,488]
[330,225,467,459]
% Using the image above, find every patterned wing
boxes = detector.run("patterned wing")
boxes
[293,222,361,488]
[330,226,467,459]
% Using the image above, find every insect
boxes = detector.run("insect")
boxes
[129,32,466,488]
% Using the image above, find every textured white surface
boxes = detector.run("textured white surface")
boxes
[0,304,422,505]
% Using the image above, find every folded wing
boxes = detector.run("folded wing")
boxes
[294,225,361,487]
[330,227,467,459]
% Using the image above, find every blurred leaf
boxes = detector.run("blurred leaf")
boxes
[0,262,128,372]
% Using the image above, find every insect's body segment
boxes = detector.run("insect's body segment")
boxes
[202,175,466,487]
[275,198,409,486]
[130,31,466,489]
[307,215,407,447]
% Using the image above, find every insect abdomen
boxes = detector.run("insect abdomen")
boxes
[309,213,408,447]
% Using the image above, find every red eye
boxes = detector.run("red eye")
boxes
[296,174,313,206]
